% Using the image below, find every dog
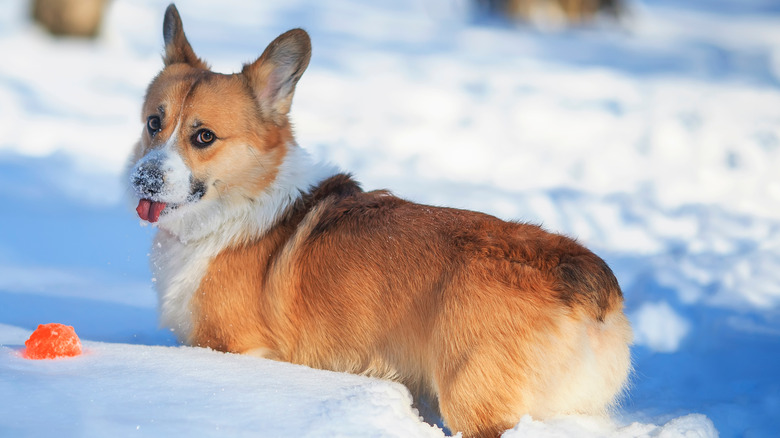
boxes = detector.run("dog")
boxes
[128,5,632,437]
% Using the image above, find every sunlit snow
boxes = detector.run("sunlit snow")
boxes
[1,0,779,436]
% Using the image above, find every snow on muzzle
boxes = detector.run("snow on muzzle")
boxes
[130,148,194,223]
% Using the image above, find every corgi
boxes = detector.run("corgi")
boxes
[128,5,632,437]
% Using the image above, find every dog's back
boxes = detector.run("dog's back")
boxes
[188,174,632,437]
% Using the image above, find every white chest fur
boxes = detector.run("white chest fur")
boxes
[150,229,217,343]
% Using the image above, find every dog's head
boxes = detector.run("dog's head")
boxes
[129,4,318,242]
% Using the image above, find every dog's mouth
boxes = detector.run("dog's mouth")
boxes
[135,181,206,223]
[136,199,167,223]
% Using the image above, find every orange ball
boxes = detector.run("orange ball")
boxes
[24,323,82,360]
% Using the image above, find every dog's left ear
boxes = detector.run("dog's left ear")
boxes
[162,4,209,69]
[242,29,312,121]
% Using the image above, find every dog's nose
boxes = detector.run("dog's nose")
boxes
[132,162,164,197]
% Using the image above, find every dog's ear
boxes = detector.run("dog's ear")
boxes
[242,29,311,121]
[162,4,209,69]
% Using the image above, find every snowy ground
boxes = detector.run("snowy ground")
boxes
[1,0,779,436]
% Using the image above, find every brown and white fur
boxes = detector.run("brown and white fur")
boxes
[127,5,632,437]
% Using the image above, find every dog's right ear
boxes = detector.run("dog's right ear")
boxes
[162,4,208,69]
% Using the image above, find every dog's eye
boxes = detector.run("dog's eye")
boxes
[192,129,216,148]
[147,116,162,136]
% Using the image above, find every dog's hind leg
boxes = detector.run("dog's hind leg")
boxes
[434,352,528,438]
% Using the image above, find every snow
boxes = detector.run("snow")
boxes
[1,0,779,436]
[503,414,718,438]
[0,326,441,438]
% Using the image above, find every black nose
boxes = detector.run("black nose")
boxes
[132,162,164,197]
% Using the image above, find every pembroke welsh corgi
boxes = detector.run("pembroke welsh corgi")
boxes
[128,5,632,437]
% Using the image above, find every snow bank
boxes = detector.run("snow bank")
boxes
[0,330,443,438]
[504,414,717,438]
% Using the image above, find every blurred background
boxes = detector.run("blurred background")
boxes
[1,0,779,436]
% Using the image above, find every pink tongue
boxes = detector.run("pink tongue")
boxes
[136,199,167,223]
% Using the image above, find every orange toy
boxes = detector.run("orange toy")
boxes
[24,323,82,359]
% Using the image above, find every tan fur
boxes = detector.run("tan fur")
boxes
[505,0,622,24]
[32,0,107,38]
[133,6,632,438]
